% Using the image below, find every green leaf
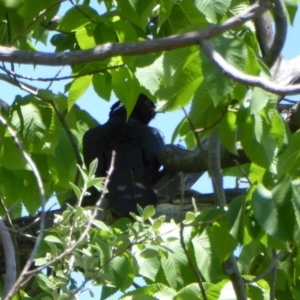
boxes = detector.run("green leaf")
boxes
[250,88,270,115]
[239,241,265,274]
[122,283,176,299]
[101,287,119,300]
[88,158,98,178]
[245,45,261,75]
[158,0,174,28]
[201,37,247,105]
[166,0,207,34]
[248,163,266,184]
[69,182,81,200]
[57,6,99,32]
[0,137,27,170]
[22,178,43,215]
[195,0,231,23]
[186,83,214,130]
[136,254,160,281]
[45,235,63,244]
[205,280,229,299]
[68,75,92,110]
[239,115,277,168]
[135,54,164,95]
[143,205,155,220]
[47,130,77,189]
[192,229,224,282]
[284,0,298,24]
[10,95,52,147]
[252,179,295,241]
[227,195,246,244]
[77,165,89,184]
[92,72,112,101]
[87,178,103,189]
[157,47,202,111]
[140,248,159,258]
[109,255,133,290]
[2,0,25,8]
[219,111,238,155]
[36,273,56,291]
[75,23,96,50]
[161,251,179,289]
[111,19,138,43]
[277,131,300,177]
[111,68,140,117]
[175,283,201,300]
[269,111,285,149]
[115,0,153,30]
[94,22,117,44]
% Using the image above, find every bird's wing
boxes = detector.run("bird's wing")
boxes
[82,125,107,177]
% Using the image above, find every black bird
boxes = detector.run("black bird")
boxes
[82,94,164,217]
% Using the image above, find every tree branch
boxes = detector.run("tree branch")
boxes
[0,3,267,66]
[250,0,274,56]
[263,0,287,68]
[0,218,16,299]
[199,38,300,95]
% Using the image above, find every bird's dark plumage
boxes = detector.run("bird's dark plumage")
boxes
[82,94,164,216]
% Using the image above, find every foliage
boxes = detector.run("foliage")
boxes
[0,0,300,299]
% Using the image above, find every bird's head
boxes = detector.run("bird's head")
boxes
[109,94,156,125]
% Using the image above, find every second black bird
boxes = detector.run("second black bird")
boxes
[82,94,164,217]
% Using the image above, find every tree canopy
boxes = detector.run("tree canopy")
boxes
[1,0,300,299]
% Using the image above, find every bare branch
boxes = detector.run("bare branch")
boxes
[263,0,287,68]
[207,130,226,206]
[0,3,267,66]
[206,130,246,299]
[0,64,123,82]
[0,218,16,299]
[270,250,278,300]
[199,39,300,95]
[250,0,274,56]
[223,255,247,300]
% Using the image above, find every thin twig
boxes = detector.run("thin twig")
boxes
[207,129,247,299]
[195,109,227,133]
[244,251,284,284]
[0,64,123,82]
[0,116,46,300]
[207,130,226,205]
[25,152,115,276]
[69,0,98,24]
[233,159,252,186]
[269,250,278,300]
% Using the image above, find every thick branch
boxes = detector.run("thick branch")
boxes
[263,0,287,68]
[250,0,274,56]
[158,145,249,174]
[0,219,16,299]
[199,39,300,95]
[0,3,267,66]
